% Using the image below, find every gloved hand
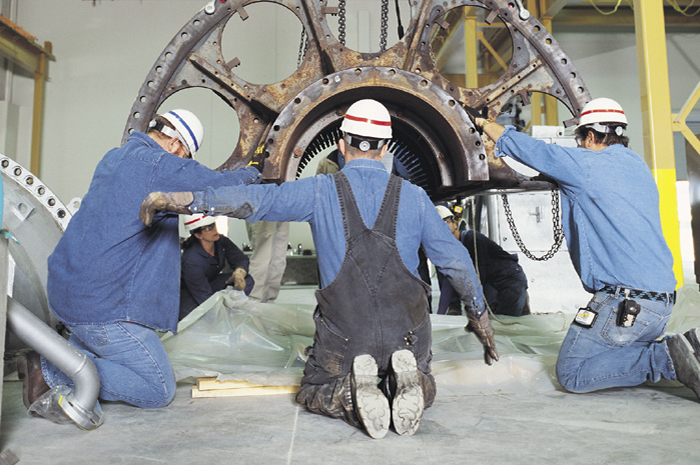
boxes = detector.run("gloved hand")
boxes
[140,191,194,227]
[462,103,489,135]
[466,311,499,365]
[226,268,247,291]
[247,143,266,173]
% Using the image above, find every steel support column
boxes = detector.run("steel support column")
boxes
[464,9,478,88]
[634,0,683,286]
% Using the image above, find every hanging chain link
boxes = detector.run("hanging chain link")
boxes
[297,29,307,68]
[380,0,389,51]
[501,190,564,261]
[338,0,346,46]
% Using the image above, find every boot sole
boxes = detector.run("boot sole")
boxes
[669,331,700,398]
[391,350,424,436]
[352,355,390,439]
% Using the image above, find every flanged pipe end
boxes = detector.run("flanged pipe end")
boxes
[58,393,105,431]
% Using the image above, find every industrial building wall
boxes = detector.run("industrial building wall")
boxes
[7,1,700,251]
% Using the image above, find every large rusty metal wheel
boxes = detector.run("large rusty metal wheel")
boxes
[122,0,590,200]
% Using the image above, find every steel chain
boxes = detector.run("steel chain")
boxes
[501,190,564,261]
[297,29,307,68]
[338,0,346,45]
[380,0,389,51]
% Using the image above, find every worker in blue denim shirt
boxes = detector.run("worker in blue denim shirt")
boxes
[140,99,498,439]
[17,110,264,421]
[475,97,700,401]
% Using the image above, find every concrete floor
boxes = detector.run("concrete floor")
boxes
[2,380,699,464]
[2,286,700,464]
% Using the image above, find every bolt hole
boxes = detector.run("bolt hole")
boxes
[479,153,486,160]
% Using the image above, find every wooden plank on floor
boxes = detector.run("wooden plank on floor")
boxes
[191,384,300,398]
[196,377,264,391]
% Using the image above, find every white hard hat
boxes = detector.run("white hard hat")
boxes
[576,98,628,130]
[183,213,216,232]
[160,109,204,157]
[436,205,453,220]
[340,99,392,140]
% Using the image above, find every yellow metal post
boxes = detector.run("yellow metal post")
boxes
[30,45,48,176]
[540,17,559,126]
[464,9,478,88]
[634,0,683,286]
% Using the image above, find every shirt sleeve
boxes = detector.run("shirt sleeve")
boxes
[151,154,262,193]
[495,126,589,193]
[191,175,322,222]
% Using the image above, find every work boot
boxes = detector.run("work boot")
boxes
[351,354,390,439]
[667,328,700,398]
[17,350,51,409]
[446,303,462,316]
[390,349,424,436]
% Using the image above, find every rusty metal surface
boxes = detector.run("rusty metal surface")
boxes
[122,0,590,200]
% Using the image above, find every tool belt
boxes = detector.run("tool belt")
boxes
[600,285,676,305]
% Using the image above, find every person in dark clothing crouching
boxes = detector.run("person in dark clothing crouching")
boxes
[179,214,254,320]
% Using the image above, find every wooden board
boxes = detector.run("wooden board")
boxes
[192,377,299,398]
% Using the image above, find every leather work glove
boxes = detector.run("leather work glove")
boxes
[246,143,266,173]
[462,103,489,135]
[140,191,194,227]
[227,268,248,291]
[466,311,499,366]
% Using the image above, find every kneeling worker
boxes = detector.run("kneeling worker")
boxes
[140,99,498,438]
[473,98,700,400]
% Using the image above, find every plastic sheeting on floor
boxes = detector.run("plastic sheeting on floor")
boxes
[161,285,700,395]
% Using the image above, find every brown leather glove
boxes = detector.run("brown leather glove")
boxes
[226,268,247,291]
[466,311,499,365]
[140,192,194,227]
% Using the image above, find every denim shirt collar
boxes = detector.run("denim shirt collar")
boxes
[342,158,387,172]
[129,131,161,149]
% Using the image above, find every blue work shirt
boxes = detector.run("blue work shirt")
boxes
[494,126,676,294]
[191,158,486,313]
[47,132,261,333]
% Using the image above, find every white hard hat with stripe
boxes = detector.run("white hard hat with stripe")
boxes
[159,109,204,157]
[340,99,393,140]
[576,98,628,133]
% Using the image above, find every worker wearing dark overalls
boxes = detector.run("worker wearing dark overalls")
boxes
[139,99,499,439]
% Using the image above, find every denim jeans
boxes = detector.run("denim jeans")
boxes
[556,291,675,392]
[41,321,176,408]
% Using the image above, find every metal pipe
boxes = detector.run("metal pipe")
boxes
[6,296,103,430]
